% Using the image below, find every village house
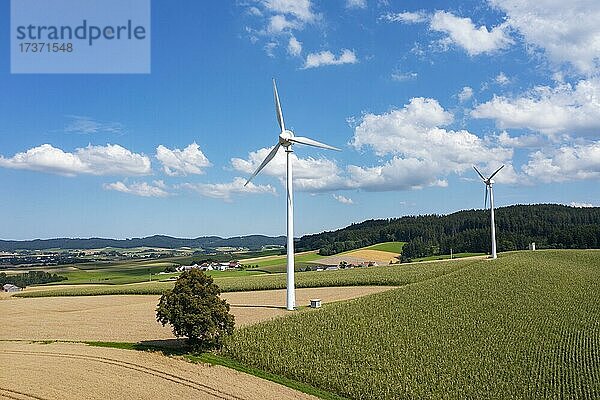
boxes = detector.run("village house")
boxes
[3,283,22,292]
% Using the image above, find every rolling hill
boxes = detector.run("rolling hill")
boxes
[0,234,286,252]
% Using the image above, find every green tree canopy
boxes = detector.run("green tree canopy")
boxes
[156,269,234,350]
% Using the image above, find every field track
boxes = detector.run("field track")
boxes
[0,341,315,400]
[0,350,241,400]
[0,387,47,400]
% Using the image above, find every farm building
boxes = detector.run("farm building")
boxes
[177,262,235,272]
[176,264,199,272]
[3,283,22,292]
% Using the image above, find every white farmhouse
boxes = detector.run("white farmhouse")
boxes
[3,283,22,292]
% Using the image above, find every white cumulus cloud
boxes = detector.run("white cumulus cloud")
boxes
[0,144,151,176]
[180,177,276,202]
[346,157,450,191]
[262,0,317,23]
[472,78,600,137]
[522,141,600,182]
[76,144,152,176]
[349,97,515,188]
[287,36,302,56]
[430,11,513,55]
[333,194,354,204]
[103,180,170,197]
[303,49,358,69]
[155,143,211,176]
[231,146,346,192]
[267,14,299,34]
[244,0,318,57]
[489,0,600,75]
[493,131,546,148]
[458,86,474,102]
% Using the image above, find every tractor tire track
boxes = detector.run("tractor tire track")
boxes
[0,350,245,400]
[0,388,48,400]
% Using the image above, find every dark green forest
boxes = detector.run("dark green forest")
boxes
[0,271,67,288]
[296,204,600,261]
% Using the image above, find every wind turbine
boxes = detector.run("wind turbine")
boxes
[245,79,340,310]
[473,164,504,259]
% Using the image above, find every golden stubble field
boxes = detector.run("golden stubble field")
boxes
[0,286,393,342]
[317,249,400,265]
[0,341,317,400]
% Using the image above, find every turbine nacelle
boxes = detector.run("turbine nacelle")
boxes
[244,79,340,188]
[279,129,295,147]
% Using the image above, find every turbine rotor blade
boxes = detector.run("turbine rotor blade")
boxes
[273,79,285,132]
[244,143,281,186]
[473,165,486,181]
[289,136,341,151]
[489,164,505,180]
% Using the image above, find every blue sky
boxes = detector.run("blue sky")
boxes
[1,0,599,240]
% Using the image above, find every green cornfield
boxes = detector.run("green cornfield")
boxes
[224,250,600,399]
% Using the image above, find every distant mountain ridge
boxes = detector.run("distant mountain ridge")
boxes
[0,234,286,252]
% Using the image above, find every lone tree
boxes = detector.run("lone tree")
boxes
[156,269,234,350]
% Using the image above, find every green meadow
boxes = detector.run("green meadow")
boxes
[362,241,406,253]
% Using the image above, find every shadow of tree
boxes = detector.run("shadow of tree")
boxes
[135,338,190,355]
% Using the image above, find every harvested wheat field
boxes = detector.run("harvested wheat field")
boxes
[0,286,393,342]
[0,341,316,400]
[316,249,400,266]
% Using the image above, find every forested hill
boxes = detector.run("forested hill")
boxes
[296,204,600,260]
[0,235,286,252]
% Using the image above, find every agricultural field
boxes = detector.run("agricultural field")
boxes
[412,252,486,262]
[14,257,474,297]
[362,241,406,253]
[4,244,407,287]
[224,250,600,399]
[4,258,265,286]
[314,242,405,266]
[243,251,322,272]
[0,287,392,343]
[0,341,315,400]
[243,243,406,273]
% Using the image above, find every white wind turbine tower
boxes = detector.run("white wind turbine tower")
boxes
[473,165,504,259]
[245,79,340,310]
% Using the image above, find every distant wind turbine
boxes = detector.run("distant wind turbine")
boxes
[245,79,340,310]
[473,164,504,259]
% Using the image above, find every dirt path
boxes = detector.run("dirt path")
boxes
[0,286,394,342]
[0,341,315,400]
